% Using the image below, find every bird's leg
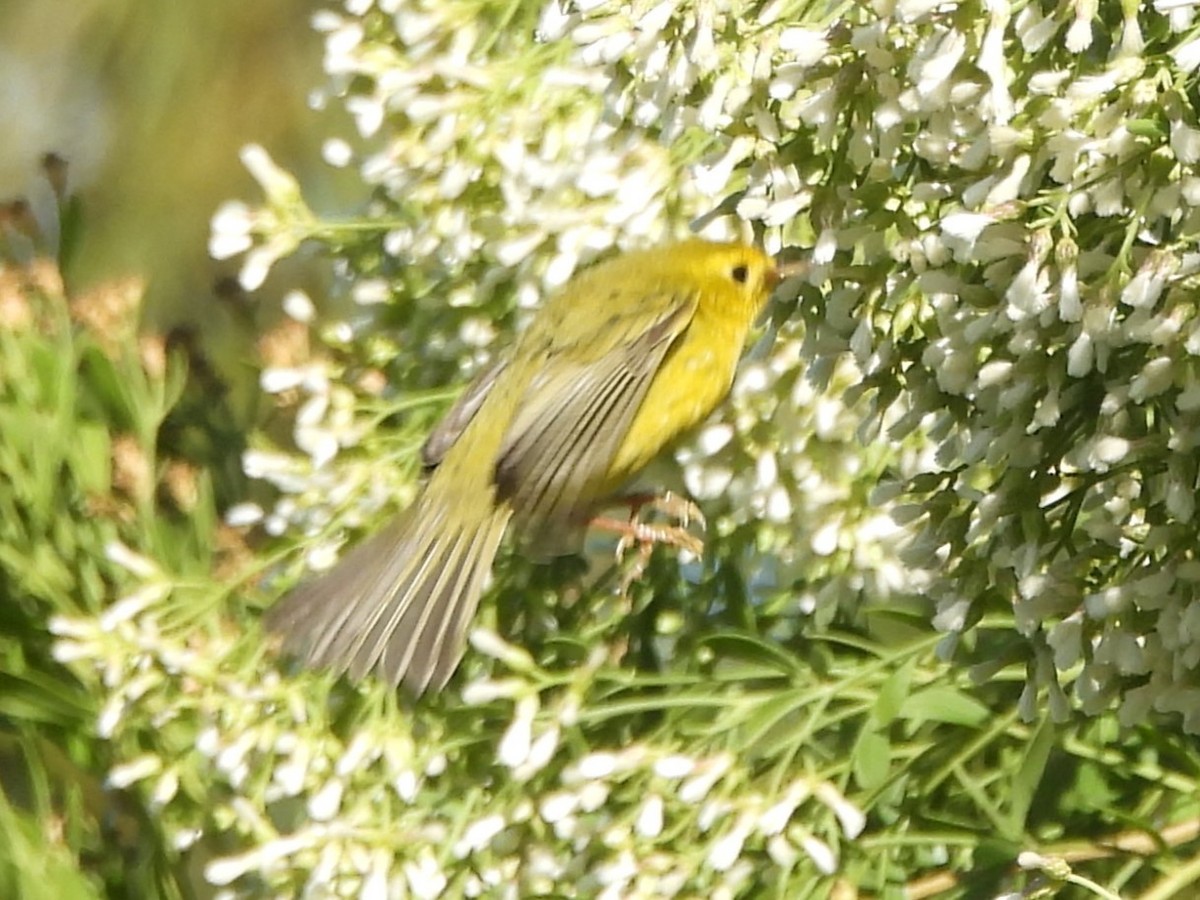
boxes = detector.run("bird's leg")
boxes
[590,491,707,591]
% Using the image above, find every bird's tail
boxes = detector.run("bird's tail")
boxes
[267,494,512,695]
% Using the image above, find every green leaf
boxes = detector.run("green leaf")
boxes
[1126,118,1164,139]
[68,425,111,496]
[702,630,802,678]
[77,347,133,433]
[0,787,98,900]
[1009,714,1055,831]
[852,728,892,790]
[898,686,989,727]
[870,658,914,727]
[56,195,86,275]
[0,672,91,728]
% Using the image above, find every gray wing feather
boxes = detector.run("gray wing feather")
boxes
[267,499,510,694]
[421,355,509,469]
[493,294,694,534]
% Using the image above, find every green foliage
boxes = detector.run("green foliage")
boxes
[0,780,96,900]
[0,263,232,896]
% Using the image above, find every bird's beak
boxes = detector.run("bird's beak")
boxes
[773,258,809,283]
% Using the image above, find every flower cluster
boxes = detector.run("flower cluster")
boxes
[786,1,1200,731]
[215,0,1200,730]
[193,2,1200,895]
[52,548,863,896]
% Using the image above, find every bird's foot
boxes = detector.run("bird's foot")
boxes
[591,491,707,591]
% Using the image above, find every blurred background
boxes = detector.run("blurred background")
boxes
[0,0,358,371]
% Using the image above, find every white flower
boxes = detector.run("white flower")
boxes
[259,367,305,394]
[679,754,732,803]
[468,628,536,671]
[497,696,538,769]
[578,780,609,812]
[978,0,1013,123]
[778,27,829,66]
[272,743,311,797]
[811,520,840,556]
[1005,259,1050,320]
[1016,4,1058,52]
[241,144,302,206]
[977,359,1013,389]
[208,832,316,886]
[1065,10,1094,52]
[461,678,525,704]
[933,597,971,632]
[690,136,755,198]
[1059,263,1082,321]
[797,831,838,874]
[707,815,752,871]
[915,29,966,99]
[282,289,316,322]
[209,201,255,259]
[573,751,618,779]
[1047,613,1084,669]
[105,541,160,579]
[100,584,167,630]
[50,637,91,665]
[394,769,419,802]
[898,0,947,22]
[815,781,866,838]
[1173,35,1200,72]
[767,834,799,866]
[653,754,696,779]
[321,137,353,167]
[1121,270,1166,309]
[1156,0,1197,31]
[1067,331,1093,377]
[1130,357,1174,402]
[796,79,839,128]
[239,237,296,291]
[306,777,343,821]
[1090,436,1131,467]
[404,850,448,900]
[1119,9,1145,55]
[1122,251,1178,309]
[1177,380,1200,411]
[987,154,1031,206]
[539,792,578,824]
[941,211,994,249]
[757,782,810,836]
[352,278,390,305]
[635,794,665,838]
[813,228,837,264]
[346,94,385,138]
[454,814,506,857]
[361,850,391,900]
[516,724,560,780]
[107,755,162,789]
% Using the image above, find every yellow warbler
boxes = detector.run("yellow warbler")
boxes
[268,238,780,694]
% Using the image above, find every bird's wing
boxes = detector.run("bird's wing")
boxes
[493,288,697,537]
[420,354,509,469]
[267,498,512,696]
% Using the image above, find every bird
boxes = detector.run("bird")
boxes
[267,238,781,695]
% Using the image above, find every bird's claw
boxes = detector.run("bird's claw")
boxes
[639,491,706,532]
[590,491,707,593]
[612,519,705,561]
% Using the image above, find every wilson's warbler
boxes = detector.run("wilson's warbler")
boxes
[268,239,780,694]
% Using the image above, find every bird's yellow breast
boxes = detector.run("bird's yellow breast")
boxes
[603,286,755,489]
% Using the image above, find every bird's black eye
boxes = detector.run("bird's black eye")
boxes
[730,264,749,284]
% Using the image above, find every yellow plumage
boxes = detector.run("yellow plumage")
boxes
[268,238,778,694]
